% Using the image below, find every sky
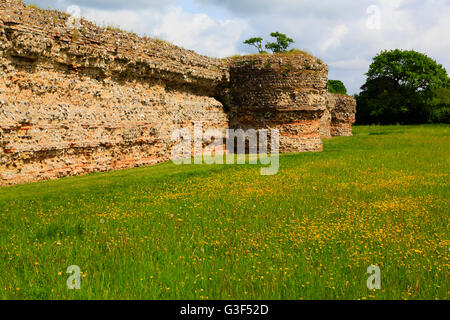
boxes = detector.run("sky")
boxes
[23,0,450,94]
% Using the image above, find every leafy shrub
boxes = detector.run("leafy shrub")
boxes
[265,32,294,54]
[429,107,450,123]
[328,80,347,95]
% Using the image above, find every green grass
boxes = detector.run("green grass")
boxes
[0,125,448,300]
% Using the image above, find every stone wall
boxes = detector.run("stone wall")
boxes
[0,0,229,186]
[0,0,356,186]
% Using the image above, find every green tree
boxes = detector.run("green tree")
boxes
[356,49,449,124]
[243,37,265,54]
[265,32,294,53]
[328,80,347,95]
[428,87,450,123]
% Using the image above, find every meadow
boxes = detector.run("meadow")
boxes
[0,125,448,300]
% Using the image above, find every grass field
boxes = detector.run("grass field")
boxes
[0,125,448,300]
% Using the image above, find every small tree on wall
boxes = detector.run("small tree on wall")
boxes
[265,32,294,54]
[243,32,294,54]
[243,37,265,54]
[328,80,348,95]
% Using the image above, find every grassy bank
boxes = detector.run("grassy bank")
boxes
[0,125,448,300]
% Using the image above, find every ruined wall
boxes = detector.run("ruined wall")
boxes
[0,0,229,186]
[228,55,328,153]
[0,0,356,186]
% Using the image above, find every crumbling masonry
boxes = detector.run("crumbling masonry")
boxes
[0,0,356,186]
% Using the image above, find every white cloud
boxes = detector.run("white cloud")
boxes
[321,24,349,53]
[82,9,159,35]
[330,57,371,70]
[63,4,248,58]
[152,6,247,57]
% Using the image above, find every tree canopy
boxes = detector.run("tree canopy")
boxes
[265,32,294,54]
[243,37,264,54]
[243,32,294,54]
[356,49,449,124]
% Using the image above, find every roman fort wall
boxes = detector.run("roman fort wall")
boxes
[0,0,356,186]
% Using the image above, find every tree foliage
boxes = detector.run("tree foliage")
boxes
[243,37,264,54]
[243,32,294,54]
[265,32,294,54]
[428,87,450,123]
[328,80,347,95]
[356,49,449,124]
